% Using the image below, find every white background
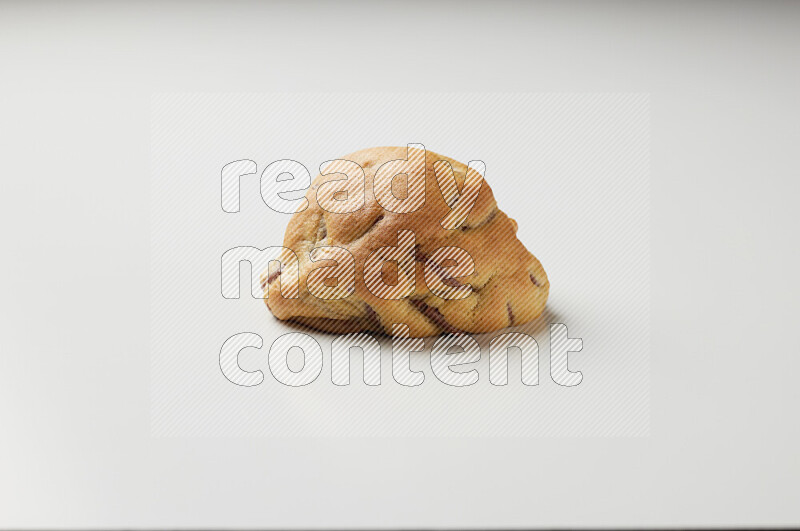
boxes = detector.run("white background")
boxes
[1,1,798,528]
[151,93,650,438]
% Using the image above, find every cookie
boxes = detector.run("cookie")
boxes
[263,146,549,337]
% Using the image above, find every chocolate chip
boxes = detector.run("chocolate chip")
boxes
[288,316,363,334]
[409,299,463,335]
[414,244,427,263]
[267,269,282,284]
[415,248,465,288]
[441,277,463,288]
[363,303,383,332]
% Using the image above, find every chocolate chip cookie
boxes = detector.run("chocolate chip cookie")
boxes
[263,146,549,337]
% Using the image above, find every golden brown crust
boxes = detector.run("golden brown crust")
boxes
[264,146,549,337]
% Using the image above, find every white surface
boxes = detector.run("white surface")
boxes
[1,1,799,528]
[150,93,650,437]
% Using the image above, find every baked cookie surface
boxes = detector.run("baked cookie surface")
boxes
[264,146,548,337]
